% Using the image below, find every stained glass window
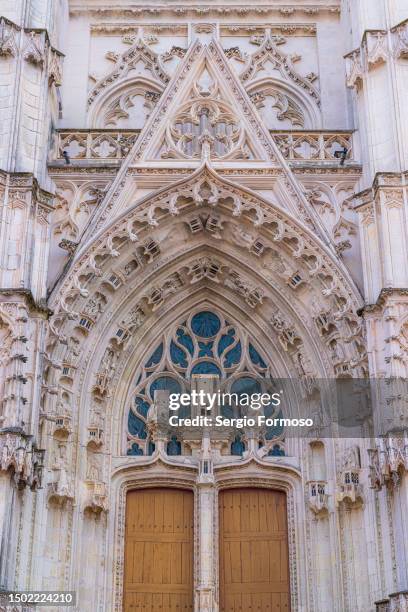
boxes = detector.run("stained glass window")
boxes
[127,309,282,455]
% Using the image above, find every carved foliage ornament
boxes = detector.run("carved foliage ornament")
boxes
[0,431,44,489]
[240,33,320,106]
[49,169,361,331]
[249,87,305,128]
[87,37,170,107]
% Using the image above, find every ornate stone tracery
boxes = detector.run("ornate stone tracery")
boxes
[239,32,321,108]
[126,309,285,455]
[3,3,408,610]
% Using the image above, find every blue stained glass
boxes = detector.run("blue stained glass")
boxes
[198,341,213,357]
[224,341,242,368]
[231,376,261,396]
[128,411,147,439]
[191,361,221,376]
[217,329,235,355]
[167,436,182,456]
[149,376,182,399]
[170,341,188,367]
[145,343,163,367]
[265,410,284,439]
[249,343,267,368]
[127,442,144,455]
[135,396,150,418]
[268,444,285,456]
[176,328,194,355]
[231,435,245,456]
[264,400,275,418]
[128,310,274,454]
[221,404,234,418]
[191,311,221,338]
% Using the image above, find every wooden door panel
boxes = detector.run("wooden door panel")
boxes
[219,488,290,612]
[124,488,193,611]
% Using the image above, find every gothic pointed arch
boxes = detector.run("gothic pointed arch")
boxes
[43,165,366,470]
[239,32,321,107]
[89,78,164,129]
[87,37,169,127]
[246,77,320,129]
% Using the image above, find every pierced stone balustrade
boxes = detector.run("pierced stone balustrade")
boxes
[271,131,356,163]
[307,480,329,515]
[51,129,357,164]
[53,129,140,161]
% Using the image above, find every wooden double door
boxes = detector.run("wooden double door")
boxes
[124,488,194,611]
[219,488,290,611]
[123,487,290,612]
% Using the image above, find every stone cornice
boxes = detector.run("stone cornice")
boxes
[0,169,55,208]
[69,1,341,18]
[0,288,52,317]
[48,165,118,175]
[358,288,408,317]
[0,16,64,56]
[345,22,408,89]
[353,171,408,209]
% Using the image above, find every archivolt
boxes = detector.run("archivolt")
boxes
[43,166,366,458]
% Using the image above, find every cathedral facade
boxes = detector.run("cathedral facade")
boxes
[0,0,408,610]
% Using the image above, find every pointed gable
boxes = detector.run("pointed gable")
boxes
[81,37,332,247]
[136,41,272,163]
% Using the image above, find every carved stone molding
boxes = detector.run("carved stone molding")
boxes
[240,33,321,106]
[307,480,329,515]
[0,17,19,57]
[368,432,408,490]
[391,19,408,60]
[0,429,44,489]
[87,37,170,107]
[70,4,342,19]
[345,24,408,89]
[83,480,108,514]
